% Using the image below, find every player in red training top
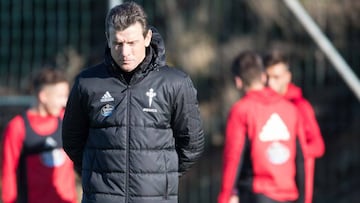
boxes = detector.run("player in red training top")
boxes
[218,51,306,203]
[264,50,325,203]
[1,68,78,203]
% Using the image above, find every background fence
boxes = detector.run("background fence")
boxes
[0,0,359,202]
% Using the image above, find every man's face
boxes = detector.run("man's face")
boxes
[107,22,152,72]
[39,82,69,116]
[266,62,291,95]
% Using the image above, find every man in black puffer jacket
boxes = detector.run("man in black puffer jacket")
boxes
[62,2,205,203]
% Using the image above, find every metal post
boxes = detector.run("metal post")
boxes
[283,0,360,101]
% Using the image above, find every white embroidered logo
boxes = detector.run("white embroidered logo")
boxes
[143,88,157,113]
[146,88,156,107]
[100,91,114,102]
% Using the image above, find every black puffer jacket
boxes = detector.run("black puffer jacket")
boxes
[62,28,205,203]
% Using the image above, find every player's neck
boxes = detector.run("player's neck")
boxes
[245,83,264,92]
[29,104,52,117]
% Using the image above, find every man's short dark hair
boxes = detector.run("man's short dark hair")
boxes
[105,2,149,37]
[263,49,289,68]
[32,68,67,94]
[231,50,264,87]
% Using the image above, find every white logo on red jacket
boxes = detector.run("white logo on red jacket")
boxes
[259,113,290,142]
[259,113,291,165]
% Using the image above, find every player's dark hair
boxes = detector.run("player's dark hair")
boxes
[32,68,68,94]
[231,50,264,87]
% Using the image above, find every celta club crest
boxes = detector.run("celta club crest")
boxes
[146,88,156,107]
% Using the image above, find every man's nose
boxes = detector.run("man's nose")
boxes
[121,44,131,56]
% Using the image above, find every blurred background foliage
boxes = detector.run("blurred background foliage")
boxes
[0,0,359,202]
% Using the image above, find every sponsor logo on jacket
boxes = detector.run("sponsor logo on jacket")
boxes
[143,88,158,113]
[100,91,114,102]
[259,113,291,165]
[40,138,66,167]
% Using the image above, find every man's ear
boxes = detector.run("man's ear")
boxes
[234,76,243,90]
[145,29,152,47]
[38,90,47,103]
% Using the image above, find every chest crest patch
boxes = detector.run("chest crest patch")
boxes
[143,88,158,113]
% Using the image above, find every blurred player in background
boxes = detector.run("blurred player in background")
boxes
[1,67,78,203]
[264,49,325,203]
[218,50,306,203]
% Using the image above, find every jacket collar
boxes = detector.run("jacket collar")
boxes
[284,83,303,101]
[245,87,283,104]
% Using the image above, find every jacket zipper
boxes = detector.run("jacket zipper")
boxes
[125,85,131,203]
